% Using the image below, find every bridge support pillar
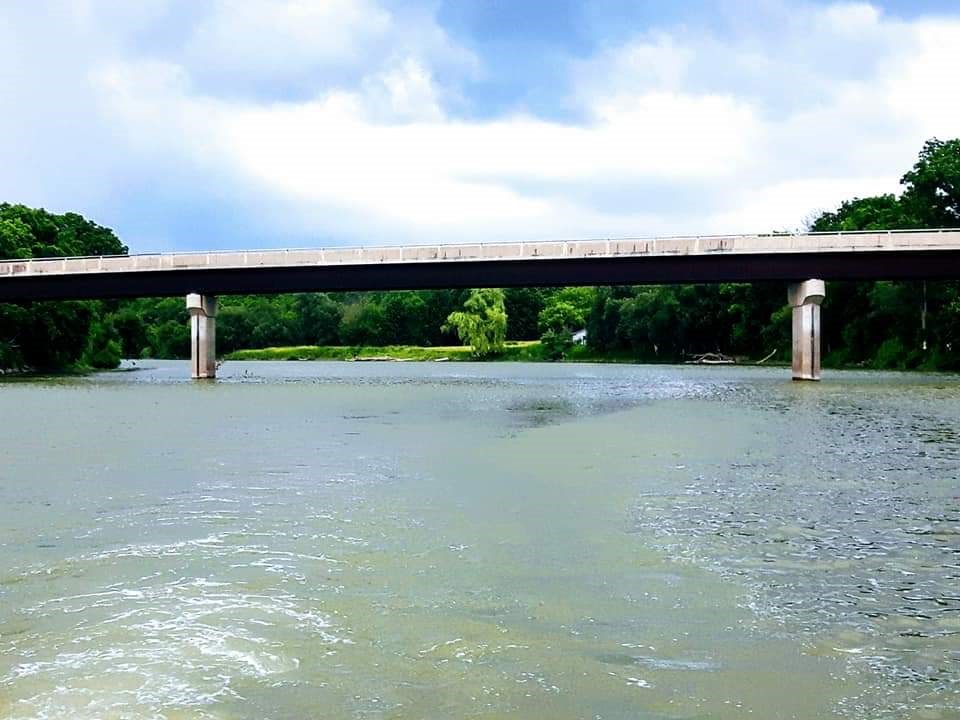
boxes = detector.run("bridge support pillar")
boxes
[788,279,825,381]
[186,294,218,379]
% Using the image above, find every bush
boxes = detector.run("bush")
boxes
[540,329,573,361]
[83,320,122,369]
[872,337,909,370]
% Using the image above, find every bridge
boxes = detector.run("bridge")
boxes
[2,229,959,380]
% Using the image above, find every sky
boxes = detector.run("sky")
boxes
[1,0,958,251]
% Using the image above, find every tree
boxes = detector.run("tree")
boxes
[111,306,149,359]
[538,300,584,360]
[340,300,384,345]
[807,138,960,368]
[380,292,429,345]
[900,138,960,228]
[809,195,909,232]
[586,287,629,352]
[443,288,507,357]
[83,319,123,369]
[504,287,546,339]
[146,320,189,359]
[0,204,127,371]
[0,217,32,260]
[294,293,342,346]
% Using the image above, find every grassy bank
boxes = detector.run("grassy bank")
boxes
[225,341,545,362]
[224,343,791,365]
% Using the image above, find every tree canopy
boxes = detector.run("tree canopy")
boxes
[0,204,126,371]
[443,289,508,357]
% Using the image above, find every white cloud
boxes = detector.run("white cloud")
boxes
[179,0,476,102]
[565,2,960,231]
[1,1,958,249]
[180,0,392,95]
[361,59,445,122]
[818,2,882,33]
[883,20,960,139]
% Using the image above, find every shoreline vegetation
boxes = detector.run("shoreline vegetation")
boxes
[226,341,539,363]
[2,139,960,375]
[223,341,690,364]
[222,343,798,369]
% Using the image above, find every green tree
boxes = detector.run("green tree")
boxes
[504,287,546,339]
[146,319,190,359]
[538,300,584,360]
[122,297,190,358]
[111,306,149,358]
[0,204,126,371]
[380,292,429,345]
[294,293,342,345]
[444,288,507,357]
[900,138,960,228]
[808,138,960,368]
[83,319,123,369]
[809,195,908,232]
[0,217,32,260]
[419,289,466,345]
[340,299,387,345]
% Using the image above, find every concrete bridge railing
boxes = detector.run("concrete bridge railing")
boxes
[2,229,959,279]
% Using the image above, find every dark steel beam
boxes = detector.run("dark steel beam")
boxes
[0,250,958,302]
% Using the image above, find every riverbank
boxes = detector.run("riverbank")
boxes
[0,364,112,379]
[225,341,544,362]
[223,342,782,365]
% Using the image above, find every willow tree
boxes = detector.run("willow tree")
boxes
[443,288,507,357]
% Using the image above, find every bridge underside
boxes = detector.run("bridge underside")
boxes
[0,249,955,302]
[3,246,956,382]
[185,276,830,380]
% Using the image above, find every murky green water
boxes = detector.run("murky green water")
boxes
[1,361,957,719]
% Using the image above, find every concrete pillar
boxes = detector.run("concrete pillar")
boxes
[787,279,825,381]
[186,294,218,379]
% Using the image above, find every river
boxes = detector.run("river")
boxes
[1,361,957,719]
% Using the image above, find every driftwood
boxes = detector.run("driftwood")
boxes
[685,352,735,365]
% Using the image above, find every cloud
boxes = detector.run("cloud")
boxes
[186,0,393,76]
[1,1,959,250]
[178,0,476,102]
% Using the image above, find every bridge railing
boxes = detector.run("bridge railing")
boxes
[1,229,958,273]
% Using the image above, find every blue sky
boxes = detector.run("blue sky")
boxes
[1,1,958,251]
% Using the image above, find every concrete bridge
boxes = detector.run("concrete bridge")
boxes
[2,229,959,380]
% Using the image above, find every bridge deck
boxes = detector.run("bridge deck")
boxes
[1,230,959,300]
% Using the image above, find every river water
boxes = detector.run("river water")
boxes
[0,361,957,719]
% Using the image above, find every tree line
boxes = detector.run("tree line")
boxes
[1,138,958,372]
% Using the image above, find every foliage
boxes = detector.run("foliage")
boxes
[805,138,960,369]
[533,288,595,360]
[83,319,123,369]
[809,195,908,231]
[539,298,583,360]
[504,287,546,339]
[900,138,960,227]
[0,337,20,368]
[0,204,127,371]
[443,289,508,357]
[225,341,541,362]
[294,293,342,345]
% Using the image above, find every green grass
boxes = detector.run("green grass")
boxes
[223,342,798,365]
[224,341,544,362]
